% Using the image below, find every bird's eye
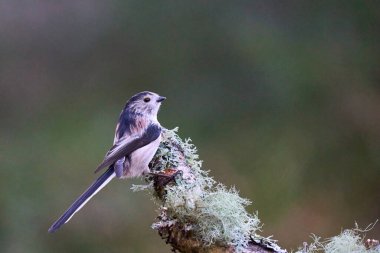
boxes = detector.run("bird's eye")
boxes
[144,97,150,103]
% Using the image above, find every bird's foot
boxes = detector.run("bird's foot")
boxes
[147,169,183,198]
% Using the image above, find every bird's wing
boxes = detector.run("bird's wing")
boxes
[94,124,161,173]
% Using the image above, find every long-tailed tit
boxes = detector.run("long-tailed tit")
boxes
[48,91,166,233]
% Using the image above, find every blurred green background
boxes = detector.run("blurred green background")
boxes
[1,1,379,252]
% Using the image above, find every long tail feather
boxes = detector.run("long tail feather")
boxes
[48,168,116,233]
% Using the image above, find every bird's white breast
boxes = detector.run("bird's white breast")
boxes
[125,134,161,178]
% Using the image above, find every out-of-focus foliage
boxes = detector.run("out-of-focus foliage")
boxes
[0,1,379,252]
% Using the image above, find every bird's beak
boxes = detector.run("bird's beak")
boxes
[157,96,166,102]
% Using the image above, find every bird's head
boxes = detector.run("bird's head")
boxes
[125,91,166,119]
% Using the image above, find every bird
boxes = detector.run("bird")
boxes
[48,91,166,233]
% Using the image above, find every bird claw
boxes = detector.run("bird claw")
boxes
[148,169,183,198]
[148,168,181,179]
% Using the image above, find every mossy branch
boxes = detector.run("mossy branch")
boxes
[132,128,379,253]
[132,128,285,253]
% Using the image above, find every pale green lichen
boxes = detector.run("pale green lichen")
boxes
[296,222,380,253]
[165,183,261,250]
[144,128,262,251]
[196,186,261,248]
[130,181,153,192]
[324,229,367,253]
[134,128,379,253]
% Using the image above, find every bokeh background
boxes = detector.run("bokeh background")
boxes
[1,1,379,252]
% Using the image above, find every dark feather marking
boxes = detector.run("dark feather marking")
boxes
[48,167,115,233]
[117,111,141,137]
[117,91,153,137]
[94,124,161,173]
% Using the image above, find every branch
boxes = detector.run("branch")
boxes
[134,128,286,253]
[132,128,378,253]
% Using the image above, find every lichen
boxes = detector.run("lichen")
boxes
[195,186,261,249]
[137,128,262,251]
[133,127,379,253]
[296,223,380,253]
